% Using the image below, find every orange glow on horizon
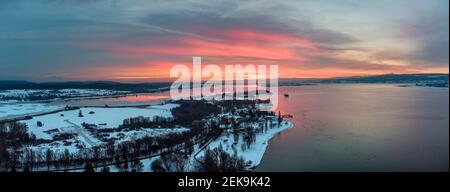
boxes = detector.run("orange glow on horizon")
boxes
[73,27,448,82]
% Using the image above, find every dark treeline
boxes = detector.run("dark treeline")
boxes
[0,121,47,172]
[118,116,175,130]
[171,100,221,125]
[150,144,246,172]
[0,94,59,102]
[284,73,449,84]
[195,145,246,172]
[0,81,171,92]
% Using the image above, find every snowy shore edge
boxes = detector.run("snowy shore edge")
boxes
[199,120,295,171]
[247,121,294,170]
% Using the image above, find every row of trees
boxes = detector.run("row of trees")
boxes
[151,152,188,172]
[0,121,45,171]
[119,115,175,129]
[0,121,39,146]
[0,118,221,172]
[0,128,196,172]
[150,145,247,172]
[195,145,246,172]
[0,94,59,102]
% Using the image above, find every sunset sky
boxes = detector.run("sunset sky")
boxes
[0,0,448,82]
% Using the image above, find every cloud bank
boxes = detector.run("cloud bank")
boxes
[0,0,448,81]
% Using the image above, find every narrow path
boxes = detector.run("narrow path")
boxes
[64,120,97,147]
[193,135,219,164]
[47,135,213,172]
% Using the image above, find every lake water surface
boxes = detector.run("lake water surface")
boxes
[54,92,169,106]
[256,84,449,172]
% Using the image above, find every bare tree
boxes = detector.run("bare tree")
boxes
[45,148,53,171]
[62,149,71,171]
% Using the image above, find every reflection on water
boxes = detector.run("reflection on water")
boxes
[53,92,169,106]
[257,84,449,172]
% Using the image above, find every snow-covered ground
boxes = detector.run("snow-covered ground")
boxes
[0,89,130,103]
[127,120,294,172]
[62,119,293,172]
[0,103,64,120]
[18,103,183,153]
[0,89,129,98]
[190,120,294,170]
[28,127,189,155]
[22,106,175,138]
[2,97,292,172]
[0,88,134,119]
[146,103,179,111]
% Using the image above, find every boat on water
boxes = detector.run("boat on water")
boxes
[284,94,289,98]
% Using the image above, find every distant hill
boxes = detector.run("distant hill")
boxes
[0,80,35,86]
[1,74,449,91]
[0,81,171,92]
[280,74,449,85]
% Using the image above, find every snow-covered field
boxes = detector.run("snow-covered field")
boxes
[0,89,135,119]
[1,97,293,172]
[0,89,130,103]
[18,103,183,153]
[90,121,294,172]
[0,103,64,120]
[22,106,175,138]
[190,120,294,170]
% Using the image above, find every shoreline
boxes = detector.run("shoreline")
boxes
[192,120,295,171]
[249,121,295,170]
